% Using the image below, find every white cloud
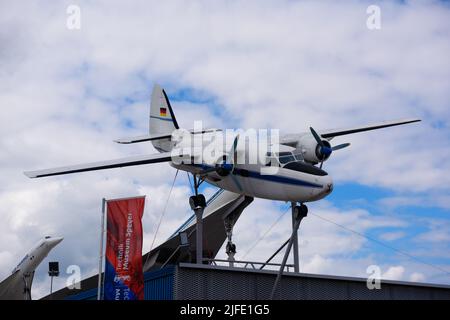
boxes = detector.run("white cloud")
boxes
[382,265,405,281]
[416,219,450,243]
[0,0,449,299]
[379,195,450,211]
[410,272,426,283]
[379,231,406,241]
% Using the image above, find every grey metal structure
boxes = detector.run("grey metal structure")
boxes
[173,263,450,300]
[143,189,253,271]
[52,263,450,300]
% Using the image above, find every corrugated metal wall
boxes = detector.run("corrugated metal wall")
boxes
[65,266,175,300]
[174,265,450,300]
[144,265,174,300]
[64,264,450,300]
[65,288,97,300]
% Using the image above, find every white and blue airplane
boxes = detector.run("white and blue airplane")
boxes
[0,236,63,300]
[24,85,420,205]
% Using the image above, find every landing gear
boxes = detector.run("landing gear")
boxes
[22,275,32,300]
[224,219,236,267]
[189,194,206,210]
[188,174,207,264]
[270,202,308,300]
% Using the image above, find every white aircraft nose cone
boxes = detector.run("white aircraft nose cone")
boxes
[327,182,333,193]
[322,175,334,196]
[48,237,64,247]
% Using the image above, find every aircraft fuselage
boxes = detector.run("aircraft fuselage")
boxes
[172,162,333,203]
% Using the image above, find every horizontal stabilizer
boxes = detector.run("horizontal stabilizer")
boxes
[115,129,222,144]
[114,133,172,144]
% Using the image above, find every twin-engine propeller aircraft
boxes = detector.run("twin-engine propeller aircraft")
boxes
[25,84,420,205]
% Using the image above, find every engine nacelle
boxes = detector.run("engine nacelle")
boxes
[297,136,331,164]
[203,154,234,177]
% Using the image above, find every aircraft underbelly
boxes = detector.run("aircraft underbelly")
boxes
[212,171,322,202]
[173,163,328,202]
[249,178,313,202]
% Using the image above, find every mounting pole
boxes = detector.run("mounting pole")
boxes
[50,275,54,297]
[97,198,106,300]
[23,276,31,300]
[259,238,290,270]
[270,204,307,300]
[291,202,300,273]
[194,206,204,264]
[224,217,236,267]
[189,175,206,264]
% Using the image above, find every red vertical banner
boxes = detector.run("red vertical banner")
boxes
[104,196,145,300]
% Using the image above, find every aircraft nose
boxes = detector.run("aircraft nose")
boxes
[322,175,334,195]
[48,236,64,247]
[327,182,333,194]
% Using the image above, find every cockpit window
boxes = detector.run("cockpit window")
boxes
[268,151,303,164]
[279,153,296,164]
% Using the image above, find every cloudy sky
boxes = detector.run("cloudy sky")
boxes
[0,0,449,299]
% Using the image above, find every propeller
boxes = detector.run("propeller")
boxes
[201,134,243,192]
[332,143,351,151]
[226,134,243,192]
[310,127,350,168]
[215,134,238,175]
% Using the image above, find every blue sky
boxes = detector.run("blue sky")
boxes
[0,0,449,298]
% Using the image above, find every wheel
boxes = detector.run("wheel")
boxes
[226,242,236,254]
[189,194,206,209]
[196,194,206,208]
[299,204,308,216]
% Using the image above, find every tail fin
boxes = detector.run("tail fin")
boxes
[150,84,179,135]
[150,84,179,152]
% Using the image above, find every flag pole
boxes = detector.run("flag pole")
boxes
[97,198,106,300]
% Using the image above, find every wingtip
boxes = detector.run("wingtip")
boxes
[23,171,37,179]
[114,139,129,144]
[403,118,421,123]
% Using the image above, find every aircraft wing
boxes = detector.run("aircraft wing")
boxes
[319,118,421,139]
[24,151,181,178]
[0,271,21,300]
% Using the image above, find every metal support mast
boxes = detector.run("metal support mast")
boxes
[270,203,308,300]
[291,202,300,273]
[189,175,206,264]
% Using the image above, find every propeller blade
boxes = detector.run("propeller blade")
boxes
[310,127,324,147]
[230,172,243,192]
[229,134,243,191]
[331,143,351,151]
[231,134,240,165]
